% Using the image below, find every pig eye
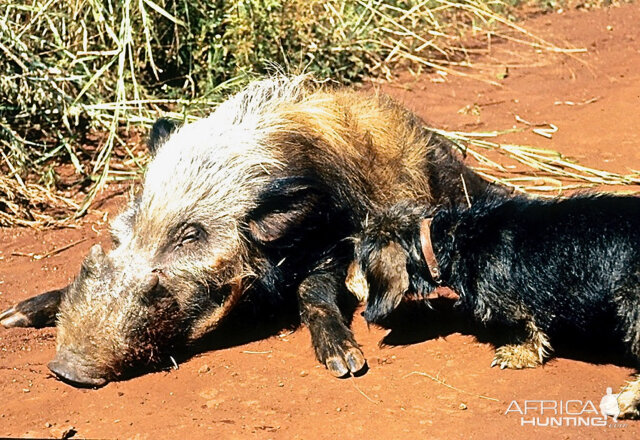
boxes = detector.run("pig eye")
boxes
[177,224,205,248]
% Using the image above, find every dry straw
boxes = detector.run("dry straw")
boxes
[432,128,640,196]
[0,0,635,227]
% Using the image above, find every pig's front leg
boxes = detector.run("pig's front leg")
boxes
[298,269,366,377]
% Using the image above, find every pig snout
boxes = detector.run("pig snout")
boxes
[48,352,108,388]
[50,270,161,387]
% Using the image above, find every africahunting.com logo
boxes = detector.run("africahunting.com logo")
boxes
[505,388,627,428]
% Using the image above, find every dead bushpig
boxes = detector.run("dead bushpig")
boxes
[1,76,503,385]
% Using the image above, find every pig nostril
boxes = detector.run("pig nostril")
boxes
[48,358,107,388]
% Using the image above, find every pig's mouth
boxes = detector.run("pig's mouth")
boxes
[48,355,109,388]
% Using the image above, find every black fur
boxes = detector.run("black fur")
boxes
[148,118,179,155]
[239,132,508,376]
[245,174,363,375]
[356,194,640,362]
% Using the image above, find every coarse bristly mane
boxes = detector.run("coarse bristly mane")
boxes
[136,76,314,243]
[127,74,436,253]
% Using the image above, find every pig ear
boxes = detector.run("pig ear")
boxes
[247,177,324,244]
[148,118,179,155]
[362,241,409,324]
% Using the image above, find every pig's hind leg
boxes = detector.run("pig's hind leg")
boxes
[0,287,65,328]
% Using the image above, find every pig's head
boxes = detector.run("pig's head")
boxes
[49,77,323,386]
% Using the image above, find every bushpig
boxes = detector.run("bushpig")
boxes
[1,76,503,386]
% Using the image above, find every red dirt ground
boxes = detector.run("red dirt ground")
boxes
[2,4,640,439]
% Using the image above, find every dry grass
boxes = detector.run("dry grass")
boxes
[434,128,640,196]
[0,175,78,227]
[0,0,632,227]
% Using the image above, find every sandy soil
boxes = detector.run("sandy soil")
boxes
[1,4,640,439]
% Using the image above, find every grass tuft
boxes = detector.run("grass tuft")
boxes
[434,128,640,196]
[0,0,631,226]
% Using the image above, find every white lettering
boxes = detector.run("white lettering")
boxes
[521,417,536,426]
[549,417,562,426]
[582,401,599,415]
[505,400,523,415]
[524,400,540,414]
[540,400,557,415]
[565,400,583,415]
